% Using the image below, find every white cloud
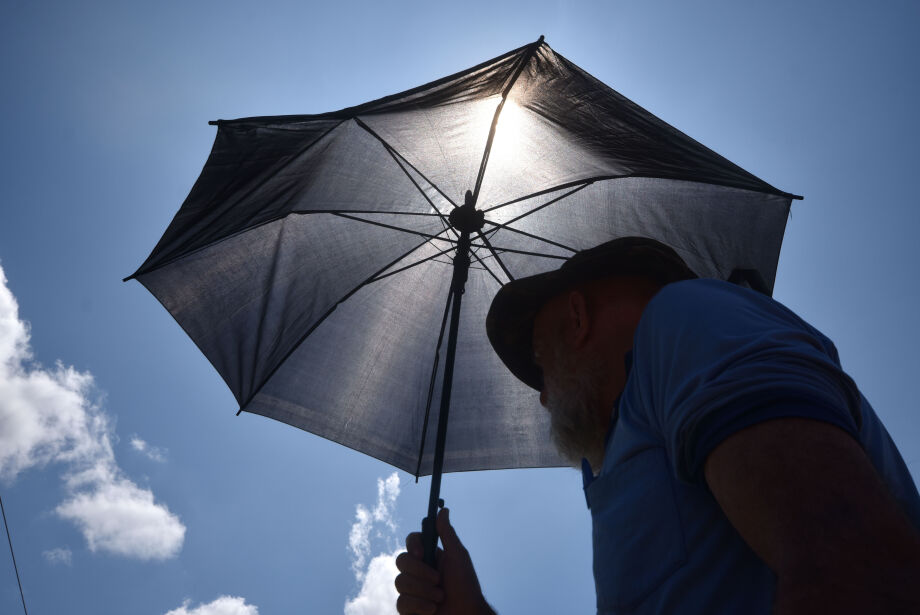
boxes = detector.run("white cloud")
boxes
[344,550,401,615]
[42,547,73,566]
[130,436,167,462]
[349,506,373,579]
[345,472,402,615]
[163,596,259,615]
[0,265,185,560]
[348,472,400,581]
[56,474,185,560]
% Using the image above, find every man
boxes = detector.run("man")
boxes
[395,237,920,614]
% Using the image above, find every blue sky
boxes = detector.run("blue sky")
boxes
[1,1,918,613]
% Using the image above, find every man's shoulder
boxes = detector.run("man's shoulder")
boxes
[636,278,834,359]
[646,278,806,327]
[651,278,769,310]
[641,278,777,333]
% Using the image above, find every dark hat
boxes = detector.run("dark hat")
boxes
[485,236,698,391]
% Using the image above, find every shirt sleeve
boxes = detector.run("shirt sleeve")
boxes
[629,279,863,484]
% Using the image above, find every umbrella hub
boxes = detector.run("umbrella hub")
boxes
[448,193,485,234]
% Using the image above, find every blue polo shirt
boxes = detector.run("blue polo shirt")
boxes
[583,279,920,615]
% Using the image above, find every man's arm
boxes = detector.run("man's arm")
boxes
[704,417,920,614]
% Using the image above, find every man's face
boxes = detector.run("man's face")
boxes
[532,294,608,470]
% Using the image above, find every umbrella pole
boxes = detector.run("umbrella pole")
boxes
[422,199,484,567]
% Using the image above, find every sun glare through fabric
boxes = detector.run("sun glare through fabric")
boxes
[486,98,526,171]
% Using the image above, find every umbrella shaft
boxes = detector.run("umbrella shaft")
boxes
[423,230,472,566]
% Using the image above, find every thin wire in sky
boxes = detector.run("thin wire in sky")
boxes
[1,492,29,615]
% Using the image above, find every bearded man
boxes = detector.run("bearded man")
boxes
[394,237,920,615]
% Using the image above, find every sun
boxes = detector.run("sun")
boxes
[488,98,526,168]
[469,95,527,178]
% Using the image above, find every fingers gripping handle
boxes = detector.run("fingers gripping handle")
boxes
[422,498,444,567]
[421,517,436,567]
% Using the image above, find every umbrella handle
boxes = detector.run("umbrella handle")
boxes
[421,498,444,567]
[420,212,478,569]
[420,220,476,569]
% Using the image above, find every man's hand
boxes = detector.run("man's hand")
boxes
[394,508,495,615]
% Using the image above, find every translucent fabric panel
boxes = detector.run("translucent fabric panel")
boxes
[475,99,624,209]
[135,120,442,276]
[245,250,562,475]
[136,119,339,273]
[139,212,445,406]
[415,266,562,474]
[509,45,780,193]
[358,97,503,206]
[483,178,790,290]
[353,44,522,115]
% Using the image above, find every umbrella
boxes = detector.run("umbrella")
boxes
[126,36,799,563]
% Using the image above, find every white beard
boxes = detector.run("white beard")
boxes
[543,346,608,471]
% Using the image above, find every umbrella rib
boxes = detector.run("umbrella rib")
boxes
[483,179,594,214]
[470,242,568,260]
[200,118,348,217]
[237,231,452,413]
[353,117,459,209]
[474,182,591,255]
[329,214,462,270]
[474,230,516,281]
[414,286,455,480]
[468,244,505,287]
[470,36,544,205]
[125,210,446,282]
[483,173,802,216]
[293,209,445,217]
[375,136,457,238]
[625,174,803,202]
[125,120,351,281]
[331,212,458,245]
[481,219,577,254]
[367,245,457,284]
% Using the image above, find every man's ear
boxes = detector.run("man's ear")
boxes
[566,290,591,348]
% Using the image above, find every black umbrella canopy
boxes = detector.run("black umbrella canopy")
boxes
[128,37,797,479]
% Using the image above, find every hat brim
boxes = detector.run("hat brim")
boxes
[486,237,697,391]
